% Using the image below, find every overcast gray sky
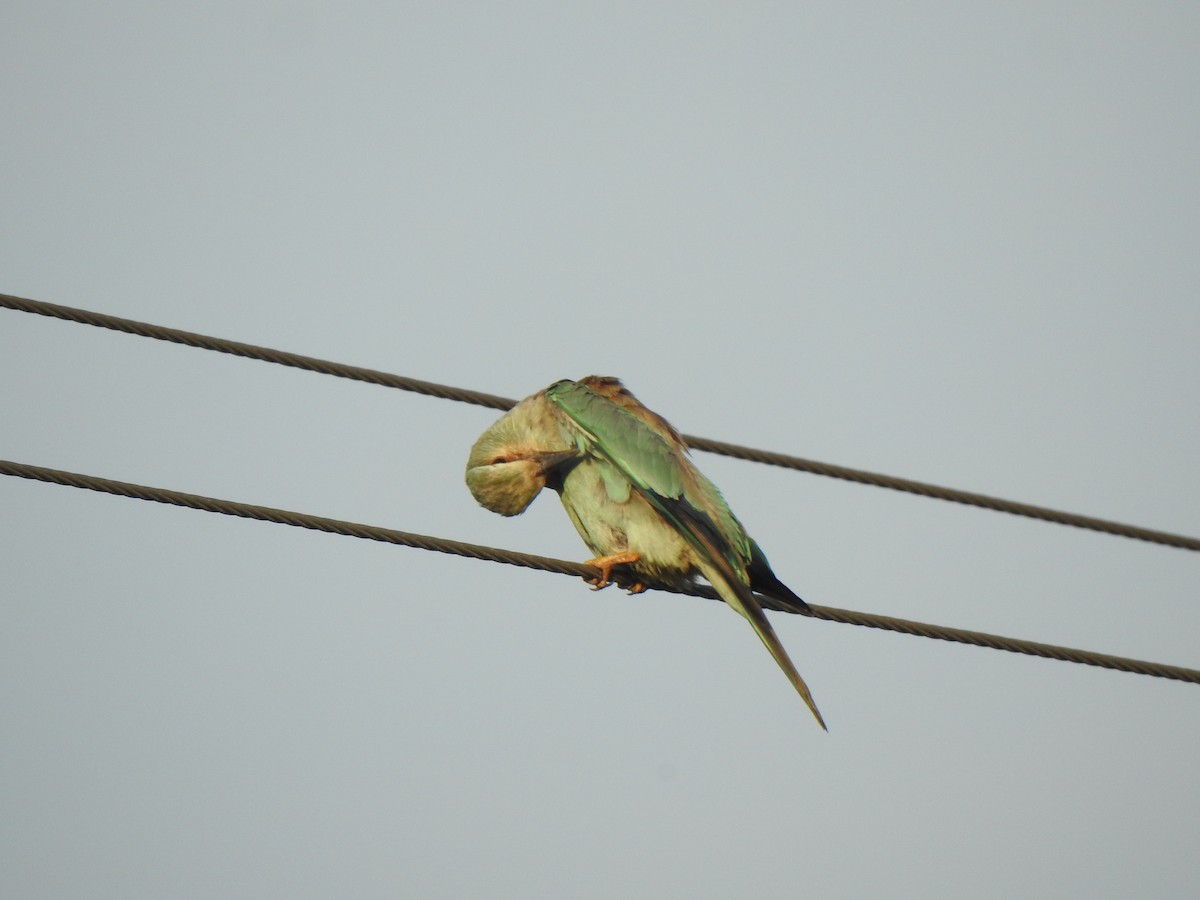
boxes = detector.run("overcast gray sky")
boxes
[3,3,1198,898]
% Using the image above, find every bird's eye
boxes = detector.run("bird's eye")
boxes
[490,456,508,465]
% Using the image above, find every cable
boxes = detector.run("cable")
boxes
[687,435,1200,550]
[4,291,1198,552]
[4,458,1197,686]
[0,292,514,410]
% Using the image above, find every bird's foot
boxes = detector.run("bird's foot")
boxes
[583,552,641,590]
[626,583,648,594]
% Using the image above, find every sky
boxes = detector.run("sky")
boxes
[2,3,1198,898]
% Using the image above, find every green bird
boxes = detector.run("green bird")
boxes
[465,376,826,730]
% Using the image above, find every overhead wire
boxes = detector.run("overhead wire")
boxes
[0,293,514,409]
[4,291,1198,552]
[3,458,1198,686]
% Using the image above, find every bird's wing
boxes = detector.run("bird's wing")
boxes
[545,380,683,494]
[546,380,737,569]
[575,376,751,565]
[548,380,751,574]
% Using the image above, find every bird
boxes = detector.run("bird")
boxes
[465,376,826,729]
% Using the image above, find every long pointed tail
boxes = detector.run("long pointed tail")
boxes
[710,569,827,730]
[746,602,827,731]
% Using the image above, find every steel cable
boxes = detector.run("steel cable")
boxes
[5,292,1198,552]
[3,458,1197,686]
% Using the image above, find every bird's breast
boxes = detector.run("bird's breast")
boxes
[558,460,697,582]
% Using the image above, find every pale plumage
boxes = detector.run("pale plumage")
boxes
[465,376,826,729]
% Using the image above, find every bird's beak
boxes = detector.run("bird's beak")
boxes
[533,449,579,474]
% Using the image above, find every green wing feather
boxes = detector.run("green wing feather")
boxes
[546,380,684,498]
[546,380,750,578]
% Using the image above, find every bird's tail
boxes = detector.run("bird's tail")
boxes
[707,565,827,731]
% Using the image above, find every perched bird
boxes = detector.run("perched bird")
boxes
[465,376,826,729]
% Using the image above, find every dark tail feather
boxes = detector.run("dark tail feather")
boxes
[746,539,810,613]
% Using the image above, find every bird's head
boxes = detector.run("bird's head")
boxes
[465,400,578,516]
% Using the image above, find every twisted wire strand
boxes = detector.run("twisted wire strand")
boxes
[4,292,1199,552]
[686,436,1200,550]
[0,292,514,410]
[4,458,1197,686]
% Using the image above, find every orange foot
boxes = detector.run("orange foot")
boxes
[583,551,641,590]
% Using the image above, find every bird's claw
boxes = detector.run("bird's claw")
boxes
[582,552,641,591]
